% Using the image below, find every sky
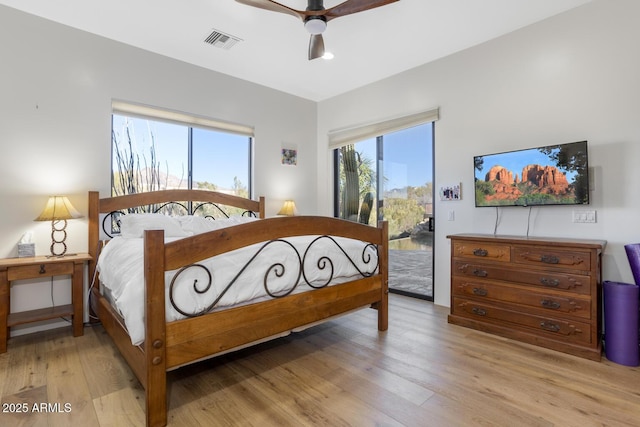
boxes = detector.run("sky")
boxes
[113,116,434,193]
[356,123,434,190]
[474,145,578,182]
[112,115,250,191]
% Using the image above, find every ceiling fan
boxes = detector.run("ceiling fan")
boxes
[235,0,400,60]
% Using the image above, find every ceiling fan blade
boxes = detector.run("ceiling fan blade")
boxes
[237,0,398,60]
[308,34,325,60]
[325,0,399,21]
[235,0,306,20]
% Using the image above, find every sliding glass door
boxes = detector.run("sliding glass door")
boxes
[382,125,433,299]
[335,123,434,300]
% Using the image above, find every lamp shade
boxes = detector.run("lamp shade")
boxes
[35,196,83,221]
[277,200,297,216]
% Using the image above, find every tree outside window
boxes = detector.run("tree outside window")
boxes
[111,114,251,216]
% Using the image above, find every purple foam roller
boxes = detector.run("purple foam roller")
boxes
[625,243,640,286]
[603,281,639,366]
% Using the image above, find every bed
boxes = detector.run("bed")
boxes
[87,189,389,427]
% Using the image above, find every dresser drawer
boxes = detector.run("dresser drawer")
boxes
[7,262,74,281]
[452,241,511,262]
[452,297,592,345]
[513,246,591,271]
[449,234,604,360]
[452,278,591,319]
[452,260,591,295]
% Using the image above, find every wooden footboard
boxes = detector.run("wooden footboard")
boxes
[88,190,388,427]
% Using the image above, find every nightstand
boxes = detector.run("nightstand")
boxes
[0,253,92,353]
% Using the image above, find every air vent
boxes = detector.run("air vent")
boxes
[204,29,242,50]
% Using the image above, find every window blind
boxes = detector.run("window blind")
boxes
[328,108,439,149]
[112,100,254,137]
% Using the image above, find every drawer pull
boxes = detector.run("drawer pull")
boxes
[540,277,560,287]
[472,269,488,277]
[39,264,46,274]
[473,248,488,257]
[472,287,488,296]
[540,321,560,333]
[541,299,561,310]
[472,307,487,316]
[541,255,560,264]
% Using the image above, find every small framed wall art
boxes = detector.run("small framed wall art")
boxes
[281,143,298,166]
[439,182,461,201]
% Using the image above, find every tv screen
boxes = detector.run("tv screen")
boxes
[474,141,589,207]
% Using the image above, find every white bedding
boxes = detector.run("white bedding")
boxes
[96,216,378,345]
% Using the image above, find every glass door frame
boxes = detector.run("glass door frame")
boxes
[332,123,435,301]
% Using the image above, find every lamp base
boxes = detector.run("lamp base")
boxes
[50,219,68,257]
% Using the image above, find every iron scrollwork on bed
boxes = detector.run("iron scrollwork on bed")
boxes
[101,200,259,238]
[168,235,380,318]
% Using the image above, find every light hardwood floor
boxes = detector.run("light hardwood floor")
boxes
[1,294,638,426]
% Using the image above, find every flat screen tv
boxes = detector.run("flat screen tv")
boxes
[474,140,589,207]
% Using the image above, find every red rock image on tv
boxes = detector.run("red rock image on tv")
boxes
[484,164,571,202]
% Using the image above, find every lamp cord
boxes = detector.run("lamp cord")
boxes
[86,240,104,321]
[87,262,100,321]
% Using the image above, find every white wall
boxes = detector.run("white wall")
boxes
[3,0,640,335]
[317,0,640,306]
[0,5,317,334]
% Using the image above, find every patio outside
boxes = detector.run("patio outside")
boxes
[388,219,433,299]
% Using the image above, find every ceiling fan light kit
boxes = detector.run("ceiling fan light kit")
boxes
[304,16,327,35]
[236,0,399,60]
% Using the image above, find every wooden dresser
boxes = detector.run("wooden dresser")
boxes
[447,234,605,361]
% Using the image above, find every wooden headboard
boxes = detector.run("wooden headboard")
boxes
[87,189,265,284]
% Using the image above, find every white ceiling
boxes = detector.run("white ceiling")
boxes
[0,0,592,101]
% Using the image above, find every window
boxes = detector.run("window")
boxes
[111,104,253,202]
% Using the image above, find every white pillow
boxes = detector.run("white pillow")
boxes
[227,215,260,225]
[176,215,222,235]
[119,213,191,238]
[176,215,259,235]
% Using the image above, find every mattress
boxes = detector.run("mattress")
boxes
[96,215,379,345]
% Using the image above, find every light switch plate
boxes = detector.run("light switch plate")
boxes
[573,210,596,223]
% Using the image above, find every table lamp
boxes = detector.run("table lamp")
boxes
[35,196,84,257]
[277,200,297,216]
